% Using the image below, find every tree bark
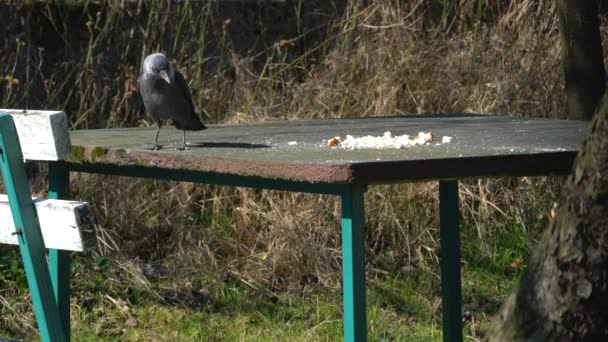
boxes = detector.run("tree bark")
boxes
[485,84,608,340]
[558,0,606,121]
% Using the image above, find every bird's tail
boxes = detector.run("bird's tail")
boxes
[175,114,206,131]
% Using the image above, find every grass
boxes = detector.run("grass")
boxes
[1,240,528,342]
[0,0,579,340]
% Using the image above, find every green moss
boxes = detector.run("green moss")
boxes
[67,145,86,163]
[90,146,109,162]
[115,148,127,158]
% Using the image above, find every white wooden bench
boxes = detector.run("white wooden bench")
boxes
[0,109,96,342]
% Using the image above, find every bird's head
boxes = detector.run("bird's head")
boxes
[143,53,175,84]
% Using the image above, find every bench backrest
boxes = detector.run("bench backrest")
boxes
[0,110,96,252]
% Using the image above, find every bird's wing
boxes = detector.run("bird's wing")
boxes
[174,71,197,116]
[174,70,206,130]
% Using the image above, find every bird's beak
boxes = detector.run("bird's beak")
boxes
[159,70,171,84]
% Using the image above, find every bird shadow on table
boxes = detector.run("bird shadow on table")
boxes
[187,142,271,149]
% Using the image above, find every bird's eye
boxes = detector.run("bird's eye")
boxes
[152,68,159,73]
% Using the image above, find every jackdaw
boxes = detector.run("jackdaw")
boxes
[138,53,206,150]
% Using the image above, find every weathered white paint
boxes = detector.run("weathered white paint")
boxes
[0,194,96,251]
[0,109,72,161]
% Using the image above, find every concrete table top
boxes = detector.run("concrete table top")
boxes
[67,114,587,184]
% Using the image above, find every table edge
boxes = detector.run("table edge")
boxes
[64,145,576,185]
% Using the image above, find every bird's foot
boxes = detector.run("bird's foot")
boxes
[178,145,190,151]
[147,144,163,151]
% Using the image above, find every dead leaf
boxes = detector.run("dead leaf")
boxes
[511,258,523,268]
[125,317,140,328]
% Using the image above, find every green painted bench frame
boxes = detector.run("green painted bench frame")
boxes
[0,114,70,342]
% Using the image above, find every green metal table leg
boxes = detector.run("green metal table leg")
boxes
[48,162,71,341]
[439,180,463,342]
[0,114,67,342]
[341,185,367,342]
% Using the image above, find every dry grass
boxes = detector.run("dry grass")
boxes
[0,0,586,338]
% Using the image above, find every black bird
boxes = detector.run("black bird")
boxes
[138,53,206,150]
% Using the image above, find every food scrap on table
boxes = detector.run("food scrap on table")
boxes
[325,131,451,149]
[327,137,341,147]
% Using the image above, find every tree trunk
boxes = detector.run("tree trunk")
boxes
[558,0,606,121]
[485,87,608,340]
[486,2,608,338]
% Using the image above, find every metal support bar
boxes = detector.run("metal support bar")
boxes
[59,161,345,195]
[439,180,463,342]
[341,185,367,342]
[0,114,67,342]
[48,162,71,341]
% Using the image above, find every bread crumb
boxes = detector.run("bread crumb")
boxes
[336,131,437,149]
[328,137,341,147]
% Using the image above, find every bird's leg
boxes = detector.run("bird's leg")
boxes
[154,124,162,150]
[179,130,189,151]
[148,124,162,150]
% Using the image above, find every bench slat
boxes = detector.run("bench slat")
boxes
[0,194,96,251]
[0,109,72,161]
